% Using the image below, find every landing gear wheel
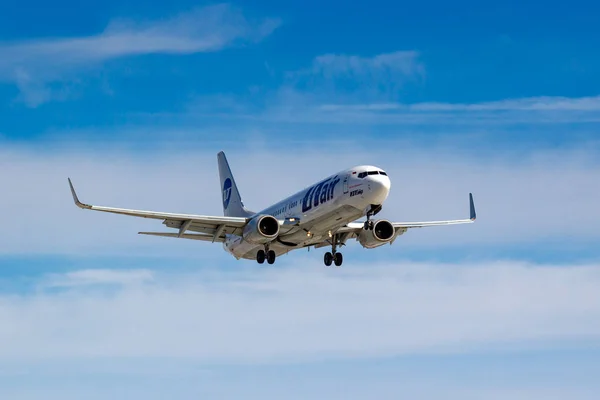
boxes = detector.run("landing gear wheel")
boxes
[334,252,343,267]
[256,250,265,264]
[363,220,373,230]
[324,252,333,266]
[266,250,276,264]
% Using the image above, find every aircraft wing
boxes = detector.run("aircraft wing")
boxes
[391,193,477,228]
[335,193,476,237]
[68,178,248,240]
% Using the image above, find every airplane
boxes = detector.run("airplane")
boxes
[68,151,476,266]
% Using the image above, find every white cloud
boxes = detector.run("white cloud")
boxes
[0,143,599,256]
[456,388,599,400]
[0,4,280,106]
[43,269,154,288]
[0,357,596,400]
[0,260,599,360]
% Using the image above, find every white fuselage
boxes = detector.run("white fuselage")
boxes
[223,165,391,259]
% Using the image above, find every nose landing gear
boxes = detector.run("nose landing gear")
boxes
[363,204,382,230]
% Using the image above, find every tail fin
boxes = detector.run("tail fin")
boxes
[217,151,254,218]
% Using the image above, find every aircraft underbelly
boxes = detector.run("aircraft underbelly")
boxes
[223,237,291,260]
[223,204,365,260]
[280,204,363,243]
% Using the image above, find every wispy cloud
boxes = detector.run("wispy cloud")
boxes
[281,51,424,103]
[0,4,280,106]
[292,51,423,82]
[320,95,600,112]
[252,96,600,125]
[1,261,599,360]
[410,95,600,111]
[281,95,600,125]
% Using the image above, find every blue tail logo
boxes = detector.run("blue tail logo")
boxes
[223,178,232,210]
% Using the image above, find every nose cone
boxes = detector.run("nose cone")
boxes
[367,174,391,204]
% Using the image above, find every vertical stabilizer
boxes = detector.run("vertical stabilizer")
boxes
[217,151,254,218]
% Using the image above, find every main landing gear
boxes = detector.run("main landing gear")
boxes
[256,247,276,264]
[324,251,343,267]
[324,234,343,267]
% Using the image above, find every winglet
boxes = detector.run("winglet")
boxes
[469,193,476,221]
[68,178,92,209]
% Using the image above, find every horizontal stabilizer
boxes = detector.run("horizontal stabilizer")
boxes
[138,232,225,243]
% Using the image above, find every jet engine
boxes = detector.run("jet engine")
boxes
[358,219,396,249]
[242,215,280,244]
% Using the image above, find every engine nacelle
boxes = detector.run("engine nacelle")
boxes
[242,215,280,244]
[358,219,396,249]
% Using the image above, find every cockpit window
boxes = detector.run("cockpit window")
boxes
[358,170,387,178]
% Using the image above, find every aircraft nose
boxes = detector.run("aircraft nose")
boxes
[367,174,391,204]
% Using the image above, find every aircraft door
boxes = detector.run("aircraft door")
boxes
[343,174,349,194]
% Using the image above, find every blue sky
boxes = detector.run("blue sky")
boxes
[1,1,600,399]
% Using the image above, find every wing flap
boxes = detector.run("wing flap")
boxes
[138,232,225,243]
[163,219,244,236]
[393,219,474,228]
